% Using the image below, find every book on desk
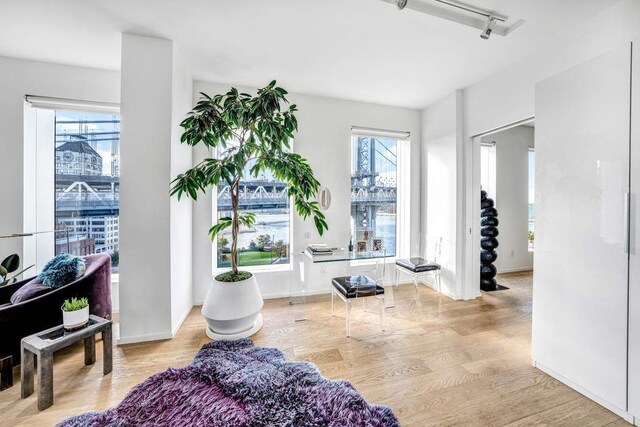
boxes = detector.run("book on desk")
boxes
[306,244,338,256]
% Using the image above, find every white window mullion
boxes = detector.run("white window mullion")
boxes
[396,139,411,259]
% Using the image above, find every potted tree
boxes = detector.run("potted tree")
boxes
[171,81,328,339]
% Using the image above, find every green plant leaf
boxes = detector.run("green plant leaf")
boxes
[209,217,233,240]
[171,80,330,271]
[61,297,89,312]
[239,212,257,228]
[1,254,19,274]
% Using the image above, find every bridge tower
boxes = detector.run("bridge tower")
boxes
[351,136,380,236]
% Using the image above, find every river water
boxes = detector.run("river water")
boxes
[220,210,397,255]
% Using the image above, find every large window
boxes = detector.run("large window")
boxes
[351,135,398,256]
[480,142,496,199]
[54,110,120,272]
[215,155,290,269]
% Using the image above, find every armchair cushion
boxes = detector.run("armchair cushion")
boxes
[396,258,441,273]
[10,280,51,304]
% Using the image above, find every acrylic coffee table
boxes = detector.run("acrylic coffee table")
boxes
[21,315,112,410]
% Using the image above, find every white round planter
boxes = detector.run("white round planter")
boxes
[201,274,264,340]
[62,306,89,331]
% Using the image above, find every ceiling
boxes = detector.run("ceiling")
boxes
[0,0,622,109]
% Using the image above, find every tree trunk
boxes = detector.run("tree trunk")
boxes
[230,179,240,275]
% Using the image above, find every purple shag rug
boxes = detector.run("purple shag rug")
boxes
[57,339,399,427]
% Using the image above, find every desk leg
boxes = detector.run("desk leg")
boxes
[20,348,34,398]
[384,285,395,308]
[102,326,112,375]
[37,352,53,410]
[84,335,96,365]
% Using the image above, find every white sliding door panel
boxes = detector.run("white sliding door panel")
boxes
[533,45,631,410]
[630,40,640,419]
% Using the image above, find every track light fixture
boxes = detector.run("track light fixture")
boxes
[381,0,523,39]
[480,15,497,40]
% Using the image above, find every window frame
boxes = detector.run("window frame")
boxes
[23,100,121,284]
[349,130,411,262]
[211,142,294,274]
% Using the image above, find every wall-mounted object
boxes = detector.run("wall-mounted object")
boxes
[319,186,332,210]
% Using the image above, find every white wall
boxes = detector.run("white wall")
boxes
[170,46,194,334]
[0,56,119,267]
[119,34,193,344]
[191,80,422,303]
[481,126,534,273]
[421,91,465,299]
[463,0,640,139]
[453,0,640,298]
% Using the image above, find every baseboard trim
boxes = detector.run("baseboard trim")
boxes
[532,360,635,424]
[117,331,174,345]
[498,267,533,274]
[194,281,454,304]
[171,306,192,337]
[263,288,331,300]
[195,288,335,305]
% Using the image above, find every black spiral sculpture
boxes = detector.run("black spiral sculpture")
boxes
[480,190,505,291]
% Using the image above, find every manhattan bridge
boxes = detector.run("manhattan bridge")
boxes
[217,136,397,227]
[58,134,397,233]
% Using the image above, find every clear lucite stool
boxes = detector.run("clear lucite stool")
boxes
[331,275,385,337]
[394,258,442,303]
[331,249,387,337]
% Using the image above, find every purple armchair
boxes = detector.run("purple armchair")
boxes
[0,253,112,366]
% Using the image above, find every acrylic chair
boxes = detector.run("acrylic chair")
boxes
[393,237,443,303]
[331,249,386,337]
[394,258,441,303]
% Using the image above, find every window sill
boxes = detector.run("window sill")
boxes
[214,264,292,275]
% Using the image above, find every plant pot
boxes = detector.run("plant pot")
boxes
[201,274,264,340]
[62,306,89,331]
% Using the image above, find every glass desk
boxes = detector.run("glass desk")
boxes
[304,249,393,263]
[289,249,393,321]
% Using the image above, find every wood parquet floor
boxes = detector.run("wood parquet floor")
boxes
[0,272,630,426]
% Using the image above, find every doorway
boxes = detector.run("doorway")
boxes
[471,118,535,293]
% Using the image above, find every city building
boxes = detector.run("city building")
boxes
[54,118,120,260]
[55,137,103,176]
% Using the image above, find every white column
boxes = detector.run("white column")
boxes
[119,34,192,344]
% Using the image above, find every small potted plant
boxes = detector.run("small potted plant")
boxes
[61,297,89,331]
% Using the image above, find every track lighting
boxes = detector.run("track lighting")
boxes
[480,15,497,40]
[381,0,523,39]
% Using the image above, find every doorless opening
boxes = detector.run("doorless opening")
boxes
[469,117,535,295]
